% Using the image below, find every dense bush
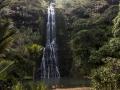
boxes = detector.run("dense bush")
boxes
[12,82,48,90]
[0,0,46,89]
[91,4,120,90]
[91,58,120,90]
[0,0,120,89]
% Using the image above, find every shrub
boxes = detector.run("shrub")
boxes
[37,82,47,90]
[12,82,24,90]
[12,82,48,90]
[91,57,120,90]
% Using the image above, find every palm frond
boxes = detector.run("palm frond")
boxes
[0,37,13,53]
[0,59,14,80]
[0,30,15,44]
[0,0,12,9]
[0,19,16,53]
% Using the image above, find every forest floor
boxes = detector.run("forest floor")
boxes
[53,87,91,90]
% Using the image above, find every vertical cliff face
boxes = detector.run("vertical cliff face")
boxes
[56,9,73,77]
[9,1,46,29]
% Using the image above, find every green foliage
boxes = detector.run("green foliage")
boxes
[90,4,120,90]
[37,82,47,90]
[14,28,42,46]
[91,58,120,90]
[67,1,119,79]
[96,5,119,24]
[27,44,43,58]
[71,5,118,32]
[12,82,47,90]
[6,28,43,80]
[0,19,15,54]
[113,10,120,37]
[90,37,120,67]
[12,82,24,90]
[0,0,46,89]
[56,0,96,9]
[90,5,120,67]
[0,59,14,80]
[0,0,12,9]
[0,0,119,89]
[70,28,111,76]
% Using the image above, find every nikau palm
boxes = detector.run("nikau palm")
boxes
[0,0,15,81]
[0,19,15,80]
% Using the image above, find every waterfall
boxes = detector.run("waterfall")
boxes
[40,2,60,80]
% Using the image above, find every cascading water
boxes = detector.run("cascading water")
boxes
[40,2,60,80]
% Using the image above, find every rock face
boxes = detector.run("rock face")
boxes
[56,9,73,77]
[106,0,119,5]
[6,1,46,34]
[0,0,47,33]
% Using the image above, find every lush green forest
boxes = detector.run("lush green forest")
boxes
[0,0,120,90]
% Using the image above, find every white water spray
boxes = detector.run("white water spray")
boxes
[40,2,60,80]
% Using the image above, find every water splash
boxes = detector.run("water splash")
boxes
[40,3,60,80]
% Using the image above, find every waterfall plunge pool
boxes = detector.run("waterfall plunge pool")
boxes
[23,77,91,88]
